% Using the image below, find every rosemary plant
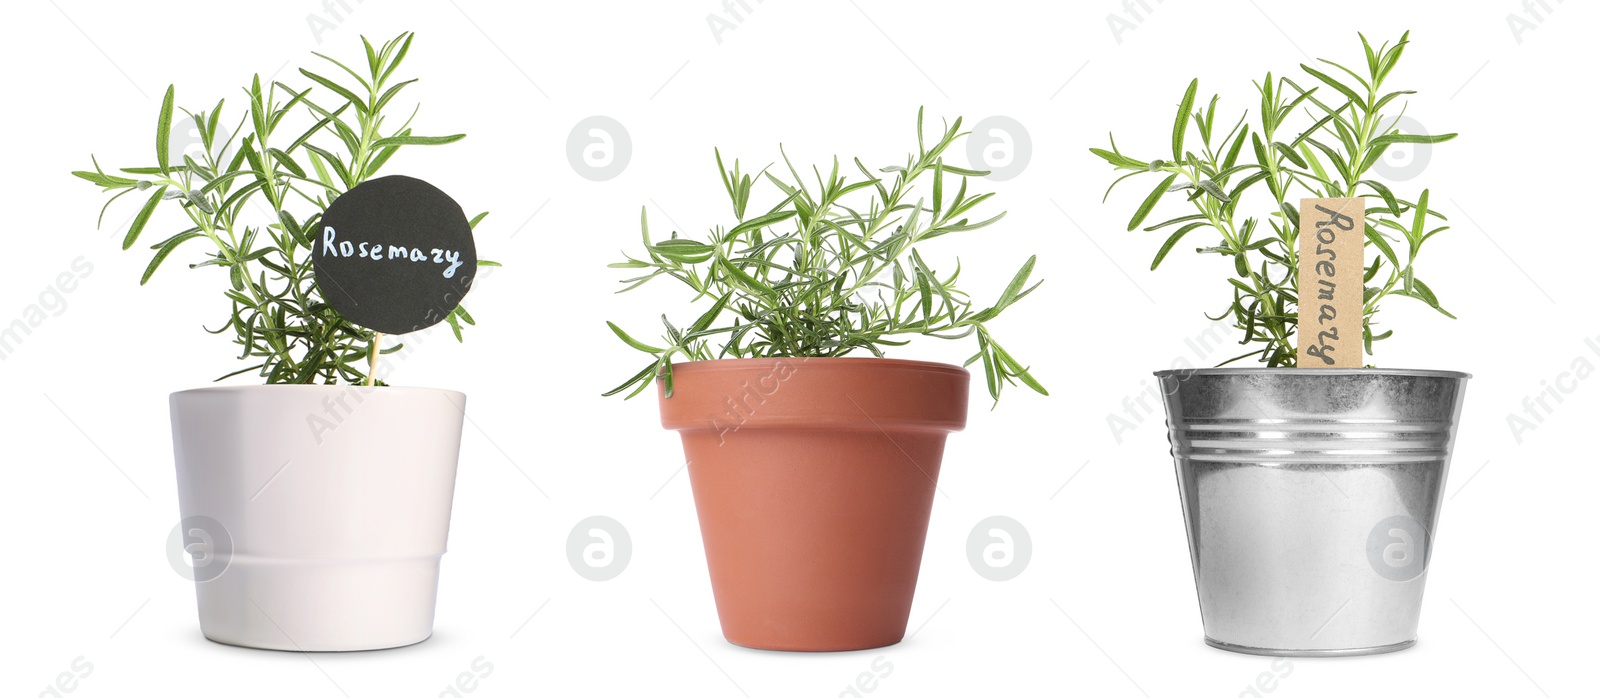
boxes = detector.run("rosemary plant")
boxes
[74,32,494,384]
[1092,31,1456,367]
[605,110,1046,404]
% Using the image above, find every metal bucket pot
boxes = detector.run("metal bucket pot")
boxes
[1155,368,1470,656]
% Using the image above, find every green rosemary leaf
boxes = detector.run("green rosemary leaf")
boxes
[1151,222,1206,270]
[371,133,465,147]
[1129,174,1180,231]
[156,86,175,175]
[1173,79,1198,161]
[124,187,166,250]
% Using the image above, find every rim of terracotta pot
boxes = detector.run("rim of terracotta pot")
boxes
[170,384,466,401]
[659,356,970,433]
[667,355,970,376]
[1153,367,1471,379]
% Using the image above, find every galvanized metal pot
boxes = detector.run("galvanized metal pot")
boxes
[1155,368,1470,656]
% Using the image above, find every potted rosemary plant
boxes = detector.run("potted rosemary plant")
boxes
[1092,32,1469,656]
[74,33,493,651]
[607,111,1046,651]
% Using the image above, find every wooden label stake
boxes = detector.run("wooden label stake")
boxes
[366,332,382,387]
[1297,198,1364,368]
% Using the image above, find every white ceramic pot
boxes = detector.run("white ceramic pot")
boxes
[169,385,466,651]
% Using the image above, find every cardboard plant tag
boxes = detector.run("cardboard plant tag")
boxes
[1297,198,1364,368]
[313,175,477,335]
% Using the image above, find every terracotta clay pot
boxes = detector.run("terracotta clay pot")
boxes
[658,357,968,651]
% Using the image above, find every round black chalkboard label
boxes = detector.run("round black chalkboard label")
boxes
[312,175,477,334]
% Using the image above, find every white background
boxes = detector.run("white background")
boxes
[2,1,1594,696]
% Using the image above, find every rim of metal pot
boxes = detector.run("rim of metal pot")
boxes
[1153,367,1471,379]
